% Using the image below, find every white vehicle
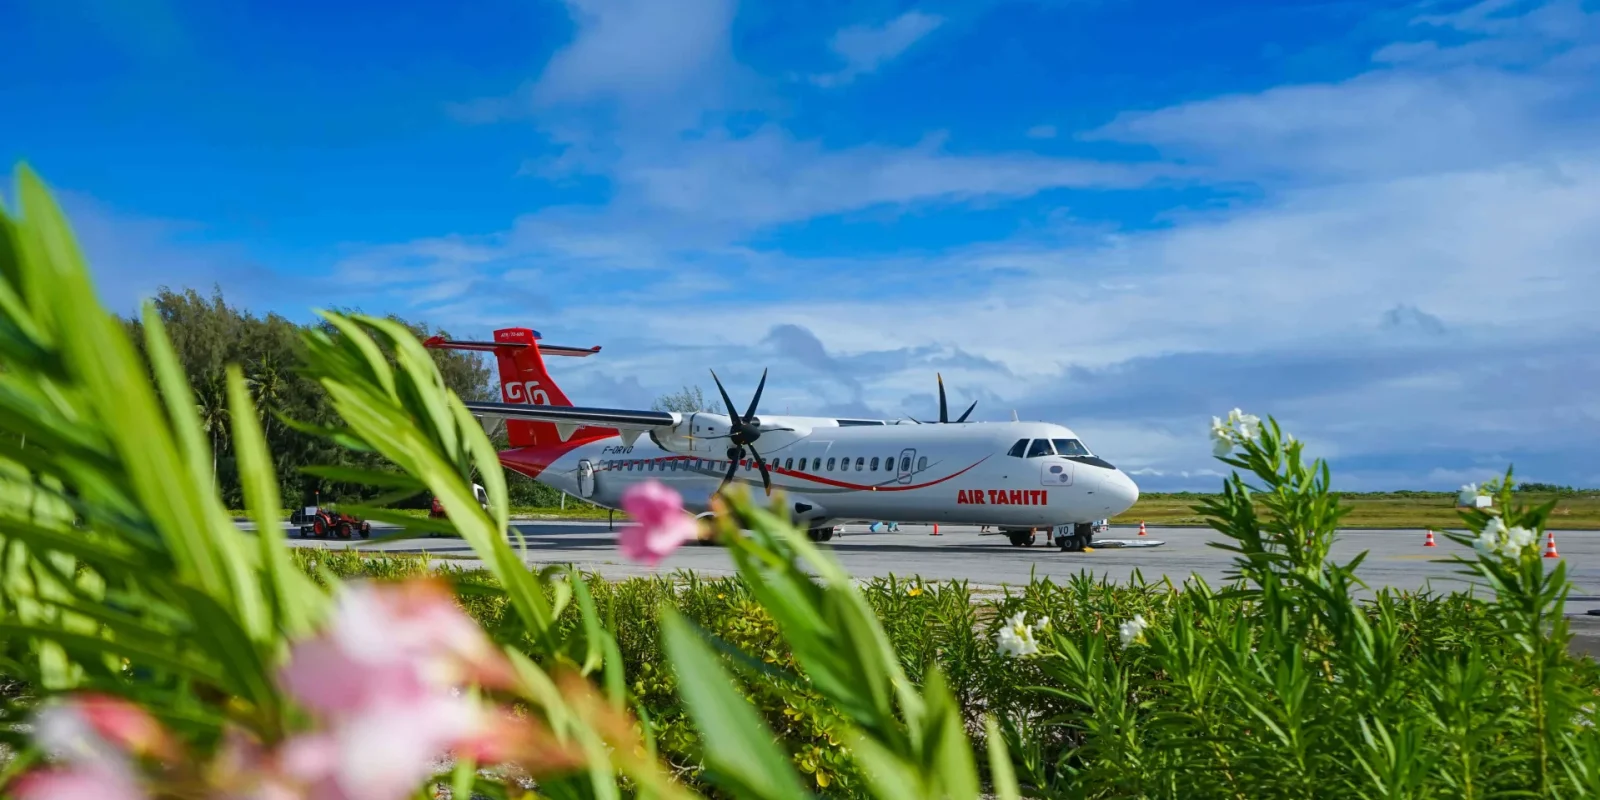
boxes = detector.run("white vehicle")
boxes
[424,327,1139,552]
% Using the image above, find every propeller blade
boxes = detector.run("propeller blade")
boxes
[743,368,768,422]
[956,400,978,423]
[938,373,948,423]
[751,447,773,496]
[709,370,741,422]
[717,454,740,494]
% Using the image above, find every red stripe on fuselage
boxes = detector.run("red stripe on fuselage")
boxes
[498,433,611,479]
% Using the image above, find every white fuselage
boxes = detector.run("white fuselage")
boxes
[511,416,1140,530]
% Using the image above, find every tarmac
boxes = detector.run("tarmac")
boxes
[278,520,1595,594]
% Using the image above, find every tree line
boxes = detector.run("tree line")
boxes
[120,287,572,510]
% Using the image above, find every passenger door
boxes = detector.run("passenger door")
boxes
[897,448,916,485]
[577,459,595,498]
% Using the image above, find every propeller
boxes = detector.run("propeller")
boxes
[910,373,977,424]
[708,368,792,496]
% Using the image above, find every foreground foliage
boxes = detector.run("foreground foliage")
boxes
[0,164,1596,798]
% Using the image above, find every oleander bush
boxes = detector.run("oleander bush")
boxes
[1,162,1598,800]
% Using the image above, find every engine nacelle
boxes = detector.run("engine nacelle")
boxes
[650,412,812,456]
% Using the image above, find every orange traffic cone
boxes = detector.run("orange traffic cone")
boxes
[1138,521,1147,537]
[1423,530,1436,547]
[930,524,941,536]
[1544,530,1560,559]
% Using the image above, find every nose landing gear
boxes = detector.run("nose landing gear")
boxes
[1055,522,1095,552]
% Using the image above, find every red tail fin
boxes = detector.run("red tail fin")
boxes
[423,328,605,447]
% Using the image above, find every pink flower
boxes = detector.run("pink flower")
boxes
[618,480,700,566]
[9,766,146,800]
[276,695,484,800]
[34,694,179,765]
[279,580,516,717]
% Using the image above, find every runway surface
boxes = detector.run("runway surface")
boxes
[282,521,1600,597]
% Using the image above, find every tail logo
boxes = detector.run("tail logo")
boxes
[504,380,551,405]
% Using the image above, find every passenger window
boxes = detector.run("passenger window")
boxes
[917,456,928,471]
[785,458,793,470]
[813,458,821,471]
[870,457,879,470]
[826,457,836,470]
[886,454,895,471]
[855,457,864,470]
[1007,439,1029,458]
[842,457,851,471]
[1027,439,1055,458]
[899,456,911,471]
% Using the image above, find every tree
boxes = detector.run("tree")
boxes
[652,385,717,414]
[123,286,494,508]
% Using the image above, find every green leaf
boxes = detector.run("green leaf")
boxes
[984,715,1022,800]
[660,608,812,800]
[227,365,323,641]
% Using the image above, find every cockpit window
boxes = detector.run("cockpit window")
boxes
[1006,439,1029,458]
[1052,439,1091,456]
[1026,438,1055,458]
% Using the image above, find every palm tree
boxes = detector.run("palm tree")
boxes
[194,377,229,483]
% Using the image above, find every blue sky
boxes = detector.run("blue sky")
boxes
[4,0,1598,491]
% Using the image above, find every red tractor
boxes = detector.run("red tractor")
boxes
[297,505,371,540]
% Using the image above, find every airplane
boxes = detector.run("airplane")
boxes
[423,326,1140,552]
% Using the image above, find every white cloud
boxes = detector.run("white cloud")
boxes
[447,0,744,129]
[380,0,1600,489]
[44,191,281,315]
[811,11,945,87]
[616,125,1168,227]
[536,0,737,107]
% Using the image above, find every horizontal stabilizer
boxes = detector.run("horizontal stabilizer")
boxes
[423,336,601,358]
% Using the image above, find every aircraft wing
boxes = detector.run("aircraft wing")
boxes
[461,401,679,443]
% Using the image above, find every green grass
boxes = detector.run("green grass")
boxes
[1114,490,1600,529]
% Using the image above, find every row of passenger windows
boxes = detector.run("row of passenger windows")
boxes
[601,454,928,473]
[1006,438,1091,458]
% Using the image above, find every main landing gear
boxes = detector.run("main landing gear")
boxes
[806,527,836,543]
[1055,522,1095,553]
[1005,529,1039,547]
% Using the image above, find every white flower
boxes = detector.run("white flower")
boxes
[1119,614,1148,647]
[996,612,1040,658]
[1033,616,1051,634]
[1210,417,1235,456]
[1473,518,1538,558]
[1228,409,1262,441]
[1472,532,1498,557]
[1505,525,1537,554]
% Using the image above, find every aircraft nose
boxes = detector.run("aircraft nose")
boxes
[1104,469,1140,516]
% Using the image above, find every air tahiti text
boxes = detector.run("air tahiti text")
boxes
[957,489,1048,505]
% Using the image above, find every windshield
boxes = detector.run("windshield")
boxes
[1052,438,1091,456]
